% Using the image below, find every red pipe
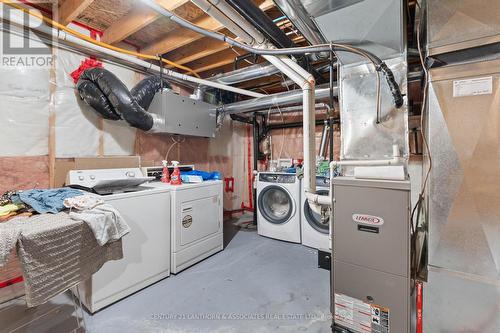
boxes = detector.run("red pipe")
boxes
[416,280,423,333]
[246,124,254,210]
[0,276,24,289]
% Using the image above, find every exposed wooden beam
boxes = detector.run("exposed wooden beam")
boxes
[143,0,274,56]
[58,0,95,26]
[101,0,189,45]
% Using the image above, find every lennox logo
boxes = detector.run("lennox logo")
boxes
[352,214,384,226]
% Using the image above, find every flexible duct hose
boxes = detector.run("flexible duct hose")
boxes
[77,68,170,131]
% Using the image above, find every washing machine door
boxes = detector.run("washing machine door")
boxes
[258,185,294,224]
[303,189,330,234]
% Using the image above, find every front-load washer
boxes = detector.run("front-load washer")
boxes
[257,172,301,243]
[67,168,171,313]
[301,175,331,251]
[151,180,224,274]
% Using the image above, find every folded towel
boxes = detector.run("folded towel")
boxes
[69,204,130,246]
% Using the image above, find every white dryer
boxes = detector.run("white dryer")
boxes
[150,180,224,274]
[257,172,301,243]
[67,168,171,313]
[301,175,331,251]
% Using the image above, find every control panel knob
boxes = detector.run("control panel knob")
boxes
[78,176,84,181]
[90,175,96,180]
[126,171,135,178]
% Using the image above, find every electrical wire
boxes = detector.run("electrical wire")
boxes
[410,0,431,282]
[164,135,186,162]
[141,0,404,110]
[1,0,202,78]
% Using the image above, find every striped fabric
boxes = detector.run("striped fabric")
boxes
[1,213,123,307]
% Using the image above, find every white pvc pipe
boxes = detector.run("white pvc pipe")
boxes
[197,0,317,197]
[306,145,404,208]
[0,8,264,98]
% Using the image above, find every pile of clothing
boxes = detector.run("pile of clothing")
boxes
[0,188,130,246]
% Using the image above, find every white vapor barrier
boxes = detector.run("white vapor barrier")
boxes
[54,48,137,157]
[54,87,101,157]
[102,119,137,156]
[0,30,50,156]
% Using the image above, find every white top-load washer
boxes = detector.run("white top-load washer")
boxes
[150,180,223,274]
[257,172,301,243]
[67,168,171,313]
[301,175,331,251]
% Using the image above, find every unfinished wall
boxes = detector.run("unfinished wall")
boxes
[0,24,335,212]
[0,24,137,193]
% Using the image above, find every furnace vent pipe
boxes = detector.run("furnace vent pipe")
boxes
[189,0,317,196]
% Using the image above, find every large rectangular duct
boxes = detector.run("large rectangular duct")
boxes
[302,0,405,65]
[302,0,408,161]
[427,0,500,56]
[425,58,500,331]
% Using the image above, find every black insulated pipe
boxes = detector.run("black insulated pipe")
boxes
[77,68,170,131]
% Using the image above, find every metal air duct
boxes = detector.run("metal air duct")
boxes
[273,0,327,46]
[219,85,336,114]
[208,63,280,85]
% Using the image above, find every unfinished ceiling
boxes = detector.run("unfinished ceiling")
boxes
[33,0,315,94]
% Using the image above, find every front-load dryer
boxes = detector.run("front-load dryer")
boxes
[257,172,301,243]
[150,181,224,274]
[301,175,331,251]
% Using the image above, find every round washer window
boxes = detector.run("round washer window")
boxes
[303,189,330,234]
[258,185,293,224]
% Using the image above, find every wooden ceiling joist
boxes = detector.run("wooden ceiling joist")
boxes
[166,36,231,66]
[143,0,274,56]
[186,48,247,74]
[58,0,95,26]
[101,0,189,45]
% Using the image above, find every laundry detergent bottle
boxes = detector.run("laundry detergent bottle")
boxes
[161,160,170,183]
[170,161,182,185]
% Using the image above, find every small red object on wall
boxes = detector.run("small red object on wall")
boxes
[224,177,234,193]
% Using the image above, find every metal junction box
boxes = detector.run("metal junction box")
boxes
[148,91,217,138]
[332,177,411,333]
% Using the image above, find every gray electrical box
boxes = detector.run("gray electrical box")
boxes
[332,177,412,333]
[147,91,217,138]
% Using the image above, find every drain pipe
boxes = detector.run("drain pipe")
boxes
[191,0,317,196]
[305,145,405,207]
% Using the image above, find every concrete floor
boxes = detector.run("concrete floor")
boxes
[2,221,332,333]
